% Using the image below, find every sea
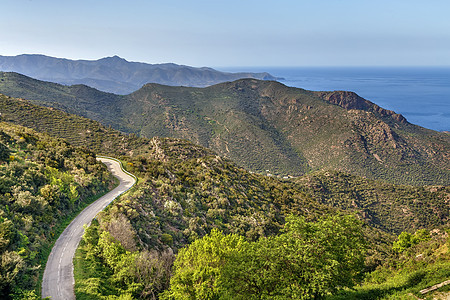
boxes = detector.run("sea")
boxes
[218,67,450,132]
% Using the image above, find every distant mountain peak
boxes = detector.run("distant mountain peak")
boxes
[97,55,129,66]
[100,55,128,62]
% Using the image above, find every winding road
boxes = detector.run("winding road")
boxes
[41,157,136,300]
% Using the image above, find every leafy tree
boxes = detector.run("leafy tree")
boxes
[392,229,430,253]
[163,215,366,300]
[161,229,247,300]
[411,229,430,244]
[96,231,138,289]
[223,214,366,299]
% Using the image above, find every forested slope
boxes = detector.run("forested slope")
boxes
[0,122,115,299]
[296,170,449,234]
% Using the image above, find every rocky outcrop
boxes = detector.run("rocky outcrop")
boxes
[314,91,407,124]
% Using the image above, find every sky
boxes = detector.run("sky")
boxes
[2,0,450,67]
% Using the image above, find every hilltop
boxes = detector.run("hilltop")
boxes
[0,73,448,185]
[0,54,278,94]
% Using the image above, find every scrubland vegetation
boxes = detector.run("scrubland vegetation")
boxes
[1,75,449,186]
[73,138,448,299]
[0,90,448,299]
[0,122,114,299]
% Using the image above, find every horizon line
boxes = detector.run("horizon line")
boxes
[1,53,450,70]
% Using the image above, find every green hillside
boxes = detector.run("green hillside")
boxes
[72,135,448,299]
[0,121,115,299]
[72,137,383,299]
[0,93,448,299]
[1,93,448,236]
[0,72,448,185]
[0,72,126,131]
[296,170,449,234]
[0,93,145,157]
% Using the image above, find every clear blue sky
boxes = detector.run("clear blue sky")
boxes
[2,0,450,67]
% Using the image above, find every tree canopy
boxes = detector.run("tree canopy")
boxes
[163,214,366,300]
[160,229,247,300]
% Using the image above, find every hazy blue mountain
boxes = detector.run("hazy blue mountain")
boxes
[0,54,278,94]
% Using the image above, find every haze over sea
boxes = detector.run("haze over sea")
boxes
[220,67,450,132]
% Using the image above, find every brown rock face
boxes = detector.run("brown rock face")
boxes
[314,91,407,124]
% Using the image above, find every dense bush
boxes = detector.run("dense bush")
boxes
[162,215,366,300]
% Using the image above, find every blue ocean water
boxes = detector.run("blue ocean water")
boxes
[219,67,450,132]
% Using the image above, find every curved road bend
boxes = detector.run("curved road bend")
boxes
[42,157,136,300]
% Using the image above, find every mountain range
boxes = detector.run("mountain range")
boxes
[0,54,278,94]
[0,71,448,186]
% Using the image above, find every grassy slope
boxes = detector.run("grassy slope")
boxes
[0,93,147,157]
[71,137,389,298]
[73,136,448,299]
[1,73,449,185]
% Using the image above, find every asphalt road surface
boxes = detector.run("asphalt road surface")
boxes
[41,157,136,300]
